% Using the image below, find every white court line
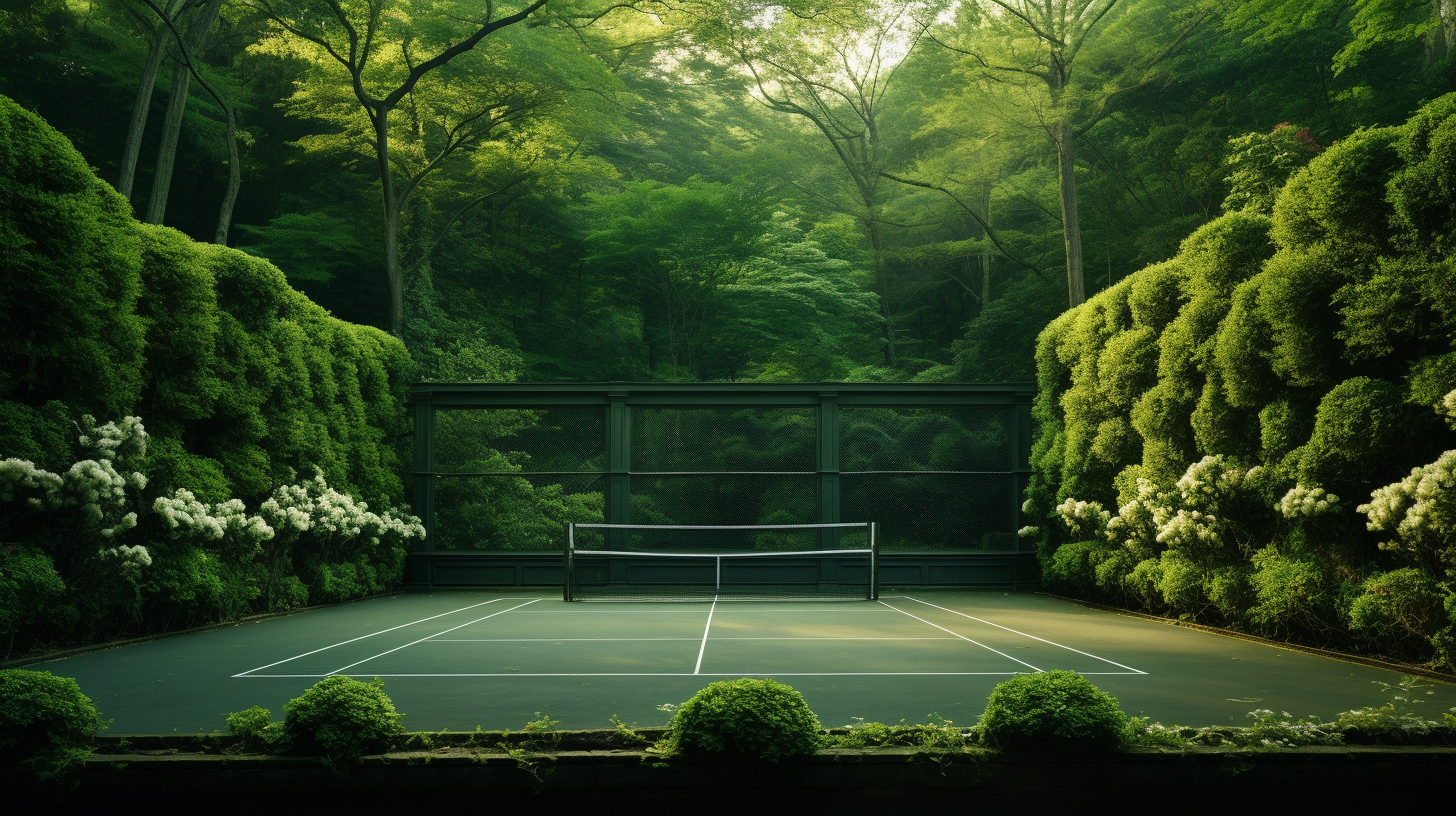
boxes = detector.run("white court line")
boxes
[879,601,1043,672]
[323,599,542,675]
[231,598,505,677]
[693,599,717,675]
[427,637,958,642]
[242,671,1141,678]
[897,596,1147,675]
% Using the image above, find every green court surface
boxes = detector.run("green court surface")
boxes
[31,589,1455,734]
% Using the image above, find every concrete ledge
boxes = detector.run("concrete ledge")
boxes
[61,743,1456,809]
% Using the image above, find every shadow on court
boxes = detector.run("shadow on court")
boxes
[29,589,1455,733]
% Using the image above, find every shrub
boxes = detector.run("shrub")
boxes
[281,676,404,766]
[978,670,1126,751]
[225,705,281,752]
[660,678,823,761]
[0,670,104,785]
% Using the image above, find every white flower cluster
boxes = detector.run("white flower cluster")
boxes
[1175,455,1258,509]
[259,472,425,548]
[1440,389,1456,429]
[98,542,153,571]
[1105,477,1162,554]
[1358,449,1456,565]
[1277,485,1340,519]
[1053,498,1111,540]
[76,415,148,461]
[1017,525,1040,538]
[1154,508,1221,549]
[154,489,274,547]
[3,415,149,530]
[0,458,63,507]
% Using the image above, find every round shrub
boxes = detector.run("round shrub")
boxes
[978,670,1126,751]
[0,670,104,785]
[663,678,822,762]
[282,676,404,764]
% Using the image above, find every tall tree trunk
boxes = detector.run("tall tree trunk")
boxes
[375,113,406,337]
[214,104,240,245]
[1053,116,1086,308]
[867,217,894,366]
[1429,0,1456,67]
[119,19,172,202]
[979,179,992,307]
[144,0,222,225]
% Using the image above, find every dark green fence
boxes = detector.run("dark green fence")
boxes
[407,383,1036,588]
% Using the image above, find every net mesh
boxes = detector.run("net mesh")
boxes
[567,523,874,602]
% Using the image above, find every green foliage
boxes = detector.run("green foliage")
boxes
[659,678,823,762]
[1031,95,1456,666]
[282,677,404,766]
[1223,124,1323,215]
[0,95,144,420]
[0,96,415,655]
[225,706,282,752]
[0,670,104,785]
[978,671,1126,752]
[827,715,973,753]
[0,547,67,654]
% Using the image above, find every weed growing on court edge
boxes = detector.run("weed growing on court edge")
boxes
[609,714,648,745]
[1334,676,1445,742]
[496,713,560,786]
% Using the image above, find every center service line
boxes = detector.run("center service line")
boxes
[325,599,542,676]
[694,599,718,675]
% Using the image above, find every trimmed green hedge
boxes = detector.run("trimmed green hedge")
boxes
[1027,98,1456,669]
[0,95,412,655]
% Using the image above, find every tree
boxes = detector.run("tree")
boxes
[683,0,928,364]
[248,0,554,338]
[931,0,1206,308]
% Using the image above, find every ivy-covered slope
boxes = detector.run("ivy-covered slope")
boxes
[0,95,414,653]
[1026,96,1456,669]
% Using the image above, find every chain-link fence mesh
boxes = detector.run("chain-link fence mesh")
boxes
[631,408,815,472]
[433,473,604,551]
[839,407,1013,472]
[435,408,605,473]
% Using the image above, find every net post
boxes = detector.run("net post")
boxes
[563,522,574,602]
[868,521,879,601]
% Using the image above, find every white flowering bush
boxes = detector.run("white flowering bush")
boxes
[1277,485,1340,519]
[1358,449,1456,573]
[153,489,275,561]
[254,471,424,607]
[1052,498,1111,541]
[1353,397,1456,666]
[0,415,152,576]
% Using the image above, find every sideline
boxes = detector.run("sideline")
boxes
[1037,592,1456,685]
[0,591,403,670]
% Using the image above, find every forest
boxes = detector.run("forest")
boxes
[1,0,1454,666]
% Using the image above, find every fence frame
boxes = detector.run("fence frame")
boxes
[407,382,1036,589]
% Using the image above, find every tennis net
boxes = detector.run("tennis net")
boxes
[563,522,878,602]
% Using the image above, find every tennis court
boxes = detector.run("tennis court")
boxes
[31,588,1455,735]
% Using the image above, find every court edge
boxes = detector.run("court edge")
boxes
[1038,592,1456,685]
